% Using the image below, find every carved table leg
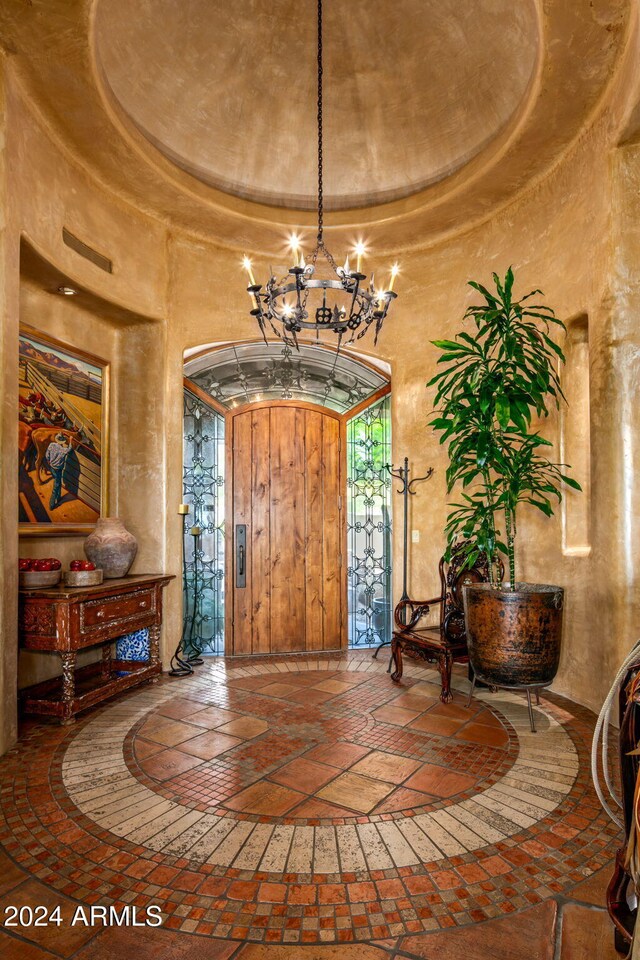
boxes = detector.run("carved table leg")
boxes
[60,651,76,724]
[149,624,161,681]
[101,642,112,680]
[390,637,404,682]
[438,651,454,703]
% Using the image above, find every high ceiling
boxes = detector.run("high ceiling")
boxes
[0,0,631,246]
[94,0,539,211]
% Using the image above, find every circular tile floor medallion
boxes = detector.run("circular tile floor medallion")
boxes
[0,653,621,944]
[123,668,517,822]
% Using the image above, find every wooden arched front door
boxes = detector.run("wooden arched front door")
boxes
[226,401,346,655]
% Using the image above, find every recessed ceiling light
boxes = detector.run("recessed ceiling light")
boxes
[57,285,77,296]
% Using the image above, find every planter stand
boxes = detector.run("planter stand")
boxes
[467,671,542,733]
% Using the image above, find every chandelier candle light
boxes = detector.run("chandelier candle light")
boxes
[242,0,399,351]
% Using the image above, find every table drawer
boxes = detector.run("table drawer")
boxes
[79,589,156,634]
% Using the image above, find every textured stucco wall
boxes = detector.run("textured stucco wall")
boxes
[1,18,639,752]
[0,55,20,757]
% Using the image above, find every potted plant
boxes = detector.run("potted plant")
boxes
[428,268,581,697]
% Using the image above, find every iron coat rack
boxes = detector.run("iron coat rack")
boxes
[373,457,434,661]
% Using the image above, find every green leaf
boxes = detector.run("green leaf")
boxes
[467,280,499,305]
[432,339,465,351]
[561,475,582,490]
[476,433,489,467]
[495,394,510,430]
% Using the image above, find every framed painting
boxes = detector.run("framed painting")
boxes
[18,326,109,536]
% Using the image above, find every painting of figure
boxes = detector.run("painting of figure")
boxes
[18,327,109,534]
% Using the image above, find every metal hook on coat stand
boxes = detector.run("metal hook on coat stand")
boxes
[372,457,434,665]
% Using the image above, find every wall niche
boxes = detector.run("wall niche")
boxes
[561,314,591,556]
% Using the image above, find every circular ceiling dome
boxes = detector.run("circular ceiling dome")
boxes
[95,0,539,212]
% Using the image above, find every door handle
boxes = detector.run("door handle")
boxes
[236,524,247,588]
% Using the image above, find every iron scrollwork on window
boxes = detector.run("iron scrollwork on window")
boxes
[346,397,392,647]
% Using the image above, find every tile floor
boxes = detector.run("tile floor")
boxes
[0,651,625,959]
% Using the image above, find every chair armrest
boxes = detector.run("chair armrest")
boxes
[394,596,443,631]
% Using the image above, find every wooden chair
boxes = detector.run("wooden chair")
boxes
[390,542,497,703]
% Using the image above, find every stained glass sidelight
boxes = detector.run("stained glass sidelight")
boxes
[346,396,392,648]
[182,389,225,655]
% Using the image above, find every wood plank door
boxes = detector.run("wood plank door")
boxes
[228,402,345,655]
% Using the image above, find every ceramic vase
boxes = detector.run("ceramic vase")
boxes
[84,517,138,579]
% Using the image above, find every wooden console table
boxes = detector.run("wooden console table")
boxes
[19,574,174,723]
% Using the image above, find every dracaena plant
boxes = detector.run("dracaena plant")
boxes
[428,268,581,589]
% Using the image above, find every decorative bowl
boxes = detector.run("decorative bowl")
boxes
[64,569,104,588]
[19,569,62,589]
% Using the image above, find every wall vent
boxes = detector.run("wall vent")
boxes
[62,228,113,274]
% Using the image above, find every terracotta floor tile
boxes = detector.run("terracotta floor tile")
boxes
[560,904,619,960]
[134,738,165,760]
[404,763,477,798]
[258,682,304,699]
[0,880,99,956]
[156,697,208,721]
[0,929,59,960]
[288,688,335,706]
[282,673,330,686]
[349,750,423,784]
[335,673,367,685]
[399,900,557,959]
[454,721,509,747]
[370,786,436,813]
[74,927,238,959]
[408,680,443,698]
[188,706,245,729]
[304,742,371,769]
[234,944,388,959]
[312,679,357,695]
[288,797,361,819]
[472,708,504,728]
[176,730,243,760]
[137,716,204,747]
[138,747,204,781]
[372,705,422,726]
[0,849,29,896]
[390,692,439,711]
[566,866,611,908]
[429,701,480,722]
[269,757,339,793]
[408,713,466,737]
[225,781,306,815]
[0,650,611,950]
[317,772,394,814]
[228,676,276,691]
[216,717,269,739]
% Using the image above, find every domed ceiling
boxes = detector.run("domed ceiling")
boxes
[94,0,539,211]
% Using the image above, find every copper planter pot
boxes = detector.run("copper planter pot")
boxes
[462,582,564,687]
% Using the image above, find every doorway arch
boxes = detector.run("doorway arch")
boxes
[183,341,391,656]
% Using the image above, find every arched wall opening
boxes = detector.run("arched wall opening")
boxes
[182,341,392,657]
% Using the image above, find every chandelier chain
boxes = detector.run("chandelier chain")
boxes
[243,0,398,350]
[316,0,324,246]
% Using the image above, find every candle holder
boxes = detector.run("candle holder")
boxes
[170,504,194,677]
[170,505,205,675]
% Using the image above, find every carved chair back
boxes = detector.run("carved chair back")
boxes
[438,542,495,645]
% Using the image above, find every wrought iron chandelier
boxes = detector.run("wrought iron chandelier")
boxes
[243,0,399,351]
